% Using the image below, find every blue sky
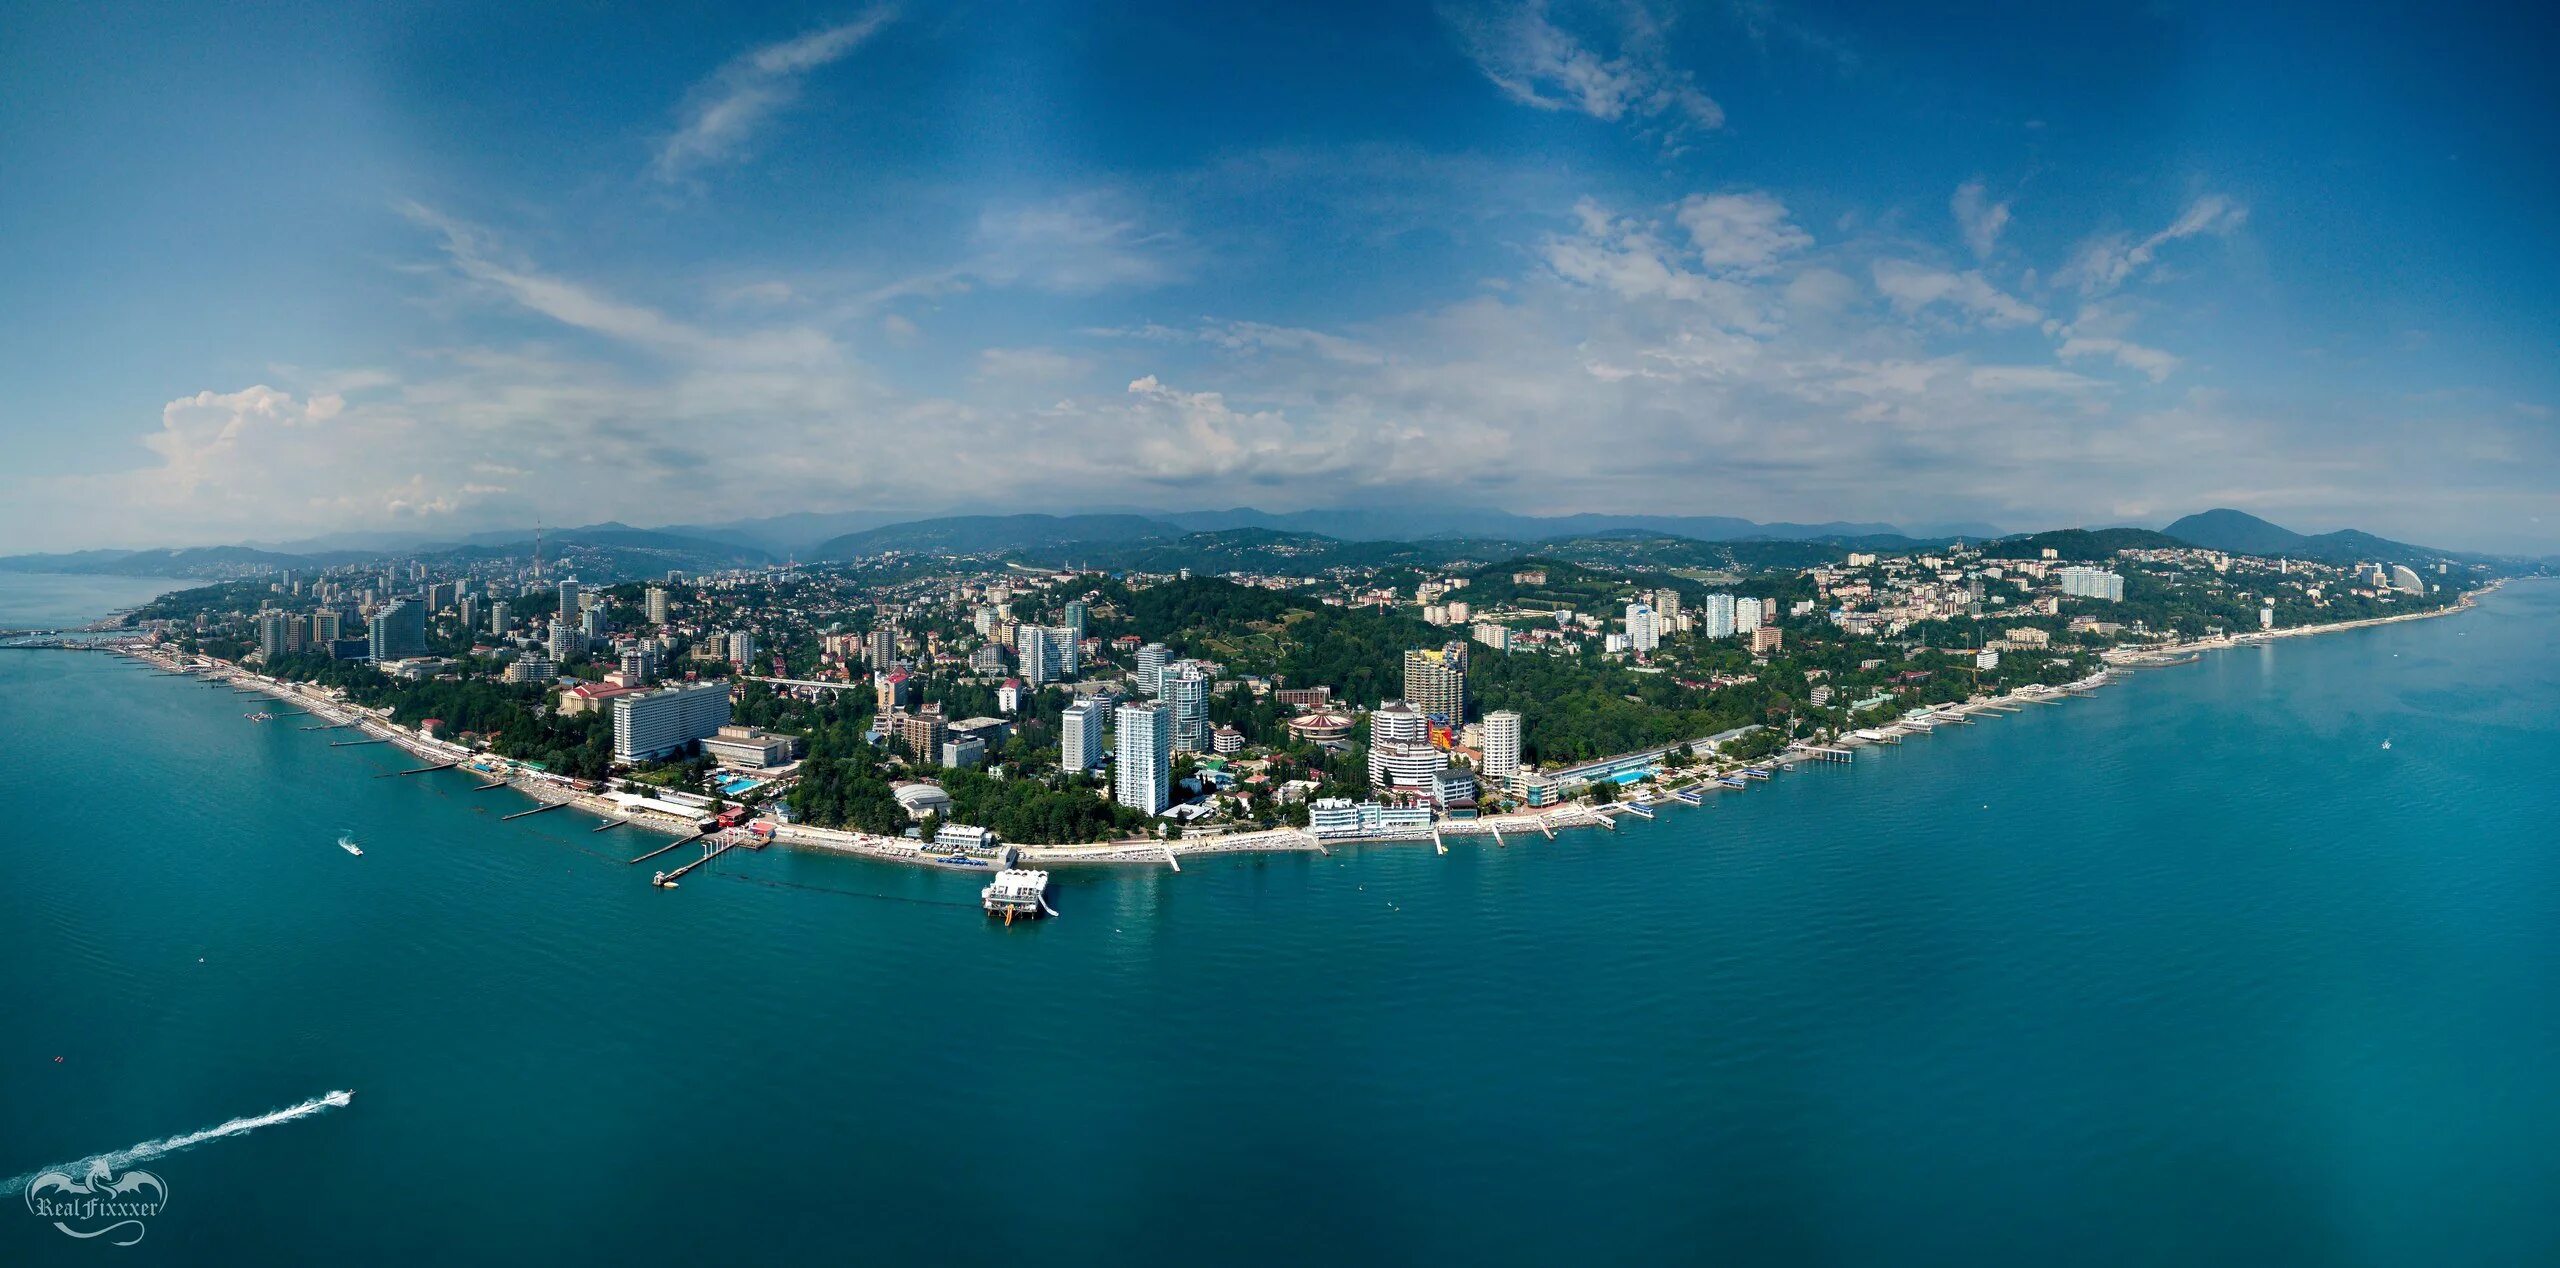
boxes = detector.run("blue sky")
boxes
[3,0,2554,553]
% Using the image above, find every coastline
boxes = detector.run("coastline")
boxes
[91,581,2494,875]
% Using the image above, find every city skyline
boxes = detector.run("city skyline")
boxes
[4,1,2556,554]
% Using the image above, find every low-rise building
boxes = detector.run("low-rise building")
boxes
[699,725,805,771]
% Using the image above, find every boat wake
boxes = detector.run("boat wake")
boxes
[5,1090,354,1192]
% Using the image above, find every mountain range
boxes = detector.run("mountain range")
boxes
[0,506,2508,580]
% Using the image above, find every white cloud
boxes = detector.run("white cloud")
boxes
[1871,259,2042,327]
[650,9,897,183]
[1444,0,1723,141]
[1676,192,1813,273]
[2057,335,2180,382]
[969,194,1189,293]
[2064,193,2248,295]
[1950,179,2010,260]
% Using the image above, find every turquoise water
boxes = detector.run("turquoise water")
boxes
[4,581,2557,1265]
[0,573,191,629]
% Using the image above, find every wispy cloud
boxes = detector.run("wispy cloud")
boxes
[1950,179,2010,260]
[1443,1,1723,143]
[650,9,897,183]
[1872,259,2042,328]
[968,193,1191,294]
[2057,335,2179,382]
[2064,193,2248,295]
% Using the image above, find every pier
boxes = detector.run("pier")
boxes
[471,781,508,793]
[300,722,353,731]
[1162,845,1181,872]
[654,837,741,887]
[500,802,563,821]
[626,832,703,864]
[1788,743,1855,763]
[591,818,626,833]
[1434,827,1447,855]
[330,738,390,747]
[1621,802,1654,819]
[377,762,458,778]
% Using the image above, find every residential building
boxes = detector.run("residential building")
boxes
[1702,593,1737,639]
[1165,667,1209,752]
[2059,567,2126,602]
[368,599,427,662]
[1135,642,1170,695]
[1016,624,1054,688]
[1402,641,1468,726]
[727,630,755,665]
[1480,709,1523,784]
[645,586,670,625]
[1060,699,1104,772]
[1624,602,1659,653]
[1114,701,1173,814]
[611,680,733,762]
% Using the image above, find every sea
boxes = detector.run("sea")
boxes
[3,577,2556,1266]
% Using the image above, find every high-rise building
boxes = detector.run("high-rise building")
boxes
[556,580,581,626]
[1166,667,1209,753]
[489,601,510,636]
[2058,567,2126,602]
[727,630,755,664]
[1366,701,1444,794]
[257,610,292,660]
[1735,597,1765,631]
[1402,642,1469,727]
[1114,701,1172,814]
[645,586,670,625]
[1652,589,1682,625]
[1134,642,1170,695]
[1702,593,1737,639]
[546,619,578,662]
[368,599,427,662]
[1048,626,1080,677]
[1624,602,1659,653]
[1063,600,1089,639]
[1016,624,1054,688]
[611,680,734,762]
[866,627,896,668]
[312,609,342,645]
[457,597,477,634]
[1060,699,1104,773]
[581,606,608,640]
[618,646,655,686]
[1481,709,1523,783]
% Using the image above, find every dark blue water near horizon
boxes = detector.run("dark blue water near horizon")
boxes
[4,580,2557,1265]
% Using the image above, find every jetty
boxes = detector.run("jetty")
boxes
[590,818,626,833]
[330,738,390,747]
[300,722,353,731]
[471,781,508,793]
[653,837,741,887]
[626,832,703,865]
[377,762,457,778]
[500,802,563,821]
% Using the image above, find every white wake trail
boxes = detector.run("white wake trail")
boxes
[7,1090,353,1191]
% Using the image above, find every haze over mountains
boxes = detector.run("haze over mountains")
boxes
[0,505,2519,581]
